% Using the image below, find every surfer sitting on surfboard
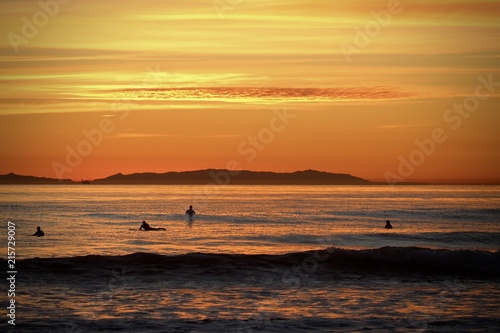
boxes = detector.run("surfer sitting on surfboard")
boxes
[32,226,45,237]
[185,205,196,216]
[139,221,165,231]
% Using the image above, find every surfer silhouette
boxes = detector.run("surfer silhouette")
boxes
[385,220,393,229]
[185,205,196,216]
[32,226,45,237]
[139,221,165,231]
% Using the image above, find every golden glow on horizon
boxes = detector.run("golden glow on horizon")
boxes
[0,0,499,182]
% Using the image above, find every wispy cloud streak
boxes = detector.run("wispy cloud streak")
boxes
[101,86,415,102]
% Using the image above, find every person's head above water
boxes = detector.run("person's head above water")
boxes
[189,205,193,209]
[37,226,41,231]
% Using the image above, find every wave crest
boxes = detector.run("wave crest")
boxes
[7,247,499,279]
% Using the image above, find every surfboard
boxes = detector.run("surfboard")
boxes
[129,228,166,231]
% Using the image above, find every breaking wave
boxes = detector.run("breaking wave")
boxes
[8,247,499,279]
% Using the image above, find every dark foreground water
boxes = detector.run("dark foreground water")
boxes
[1,185,499,332]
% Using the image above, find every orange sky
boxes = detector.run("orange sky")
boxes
[1,0,499,183]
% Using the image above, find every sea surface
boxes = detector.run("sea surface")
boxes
[1,185,499,332]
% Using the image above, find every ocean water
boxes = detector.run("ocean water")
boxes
[1,185,499,332]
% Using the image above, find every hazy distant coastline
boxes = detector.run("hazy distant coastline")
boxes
[0,169,378,185]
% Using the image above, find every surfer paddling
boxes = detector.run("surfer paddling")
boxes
[185,205,196,217]
[139,221,166,231]
[32,226,45,237]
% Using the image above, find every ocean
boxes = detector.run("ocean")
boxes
[1,185,499,332]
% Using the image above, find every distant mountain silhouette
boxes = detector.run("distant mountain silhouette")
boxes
[93,169,373,185]
[0,172,73,184]
[0,169,373,185]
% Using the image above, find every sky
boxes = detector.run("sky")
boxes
[0,0,499,183]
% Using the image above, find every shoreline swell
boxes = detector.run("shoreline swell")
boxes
[6,246,500,278]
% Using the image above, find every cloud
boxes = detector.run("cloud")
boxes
[105,86,415,102]
[407,1,500,18]
[114,133,242,139]
[0,86,417,116]
[376,124,429,130]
